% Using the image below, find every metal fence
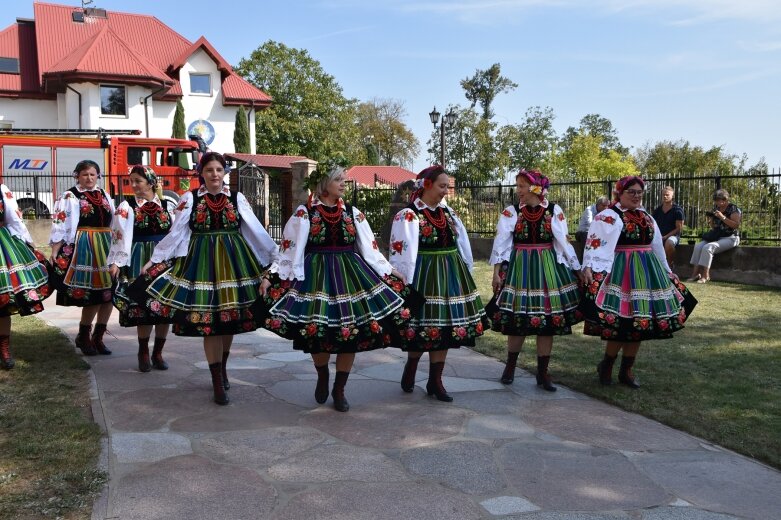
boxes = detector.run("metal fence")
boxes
[0,172,199,219]
[235,165,289,241]
[349,171,781,245]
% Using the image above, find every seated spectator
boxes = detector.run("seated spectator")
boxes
[652,186,684,269]
[575,196,609,244]
[688,189,741,284]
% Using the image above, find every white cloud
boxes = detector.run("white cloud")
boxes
[362,0,781,24]
[737,40,781,52]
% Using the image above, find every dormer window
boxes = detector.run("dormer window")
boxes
[0,57,19,74]
[190,73,211,95]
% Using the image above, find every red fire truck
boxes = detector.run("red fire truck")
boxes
[0,129,205,217]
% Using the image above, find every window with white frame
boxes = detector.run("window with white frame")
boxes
[100,84,127,116]
[189,73,211,95]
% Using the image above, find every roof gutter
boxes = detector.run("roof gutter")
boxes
[142,83,169,137]
[65,84,82,129]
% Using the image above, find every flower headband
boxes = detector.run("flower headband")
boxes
[128,165,158,188]
[304,156,349,194]
[613,175,645,201]
[410,165,445,203]
[517,169,550,199]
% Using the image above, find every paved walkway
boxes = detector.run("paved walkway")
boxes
[39,304,781,520]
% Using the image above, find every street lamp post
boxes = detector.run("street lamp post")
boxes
[429,106,457,168]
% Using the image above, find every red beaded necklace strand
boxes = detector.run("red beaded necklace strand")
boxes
[83,190,104,206]
[316,203,343,224]
[623,209,650,227]
[423,207,448,229]
[203,192,229,213]
[520,204,545,222]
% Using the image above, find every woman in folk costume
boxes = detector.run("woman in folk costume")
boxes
[0,184,51,369]
[389,165,489,402]
[50,160,116,356]
[260,165,416,412]
[488,169,583,392]
[581,175,696,388]
[135,152,277,405]
[108,166,175,373]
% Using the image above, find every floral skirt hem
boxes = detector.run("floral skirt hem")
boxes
[261,270,423,354]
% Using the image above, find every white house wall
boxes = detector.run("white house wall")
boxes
[1,53,258,155]
[0,98,58,128]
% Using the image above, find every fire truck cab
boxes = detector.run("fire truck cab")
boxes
[0,129,204,217]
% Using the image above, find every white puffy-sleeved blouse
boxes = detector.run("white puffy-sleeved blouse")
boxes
[388,198,474,284]
[268,197,393,281]
[488,201,581,271]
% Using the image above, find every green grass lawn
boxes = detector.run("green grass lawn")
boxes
[0,315,105,520]
[469,262,781,469]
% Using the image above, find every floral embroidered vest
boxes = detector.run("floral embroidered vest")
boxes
[128,198,172,239]
[189,190,241,232]
[512,203,555,245]
[71,187,112,228]
[407,203,457,249]
[611,207,655,246]
[306,203,357,249]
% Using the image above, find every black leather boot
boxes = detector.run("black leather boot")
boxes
[501,351,520,384]
[536,355,557,392]
[92,323,112,355]
[400,356,420,393]
[618,355,641,389]
[331,371,350,412]
[315,364,329,403]
[597,353,617,385]
[221,351,229,389]
[151,337,168,370]
[76,323,97,356]
[137,337,151,372]
[208,362,229,405]
[426,361,453,402]
[0,335,14,370]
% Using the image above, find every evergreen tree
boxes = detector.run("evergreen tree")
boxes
[172,100,186,139]
[234,106,250,154]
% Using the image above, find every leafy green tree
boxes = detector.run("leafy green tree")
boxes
[563,132,638,180]
[563,113,628,156]
[497,106,558,171]
[172,99,186,139]
[235,40,363,163]
[356,98,419,166]
[634,140,734,177]
[460,63,518,120]
[233,106,250,154]
[431,106,508,183]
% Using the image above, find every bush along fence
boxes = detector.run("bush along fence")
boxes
[8,169,780,246]
[345,170,781,245]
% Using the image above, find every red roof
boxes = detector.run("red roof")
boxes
[226,153,310,170]
[345,166,416,186]
[0,2,270,105]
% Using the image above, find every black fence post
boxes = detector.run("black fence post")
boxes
[33,176,40,219]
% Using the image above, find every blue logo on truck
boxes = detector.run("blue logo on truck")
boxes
[8,159,49,170]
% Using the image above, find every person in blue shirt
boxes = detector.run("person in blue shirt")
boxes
[651,186,684,269]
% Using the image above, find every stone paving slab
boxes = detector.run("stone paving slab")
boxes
[35,304,781,520]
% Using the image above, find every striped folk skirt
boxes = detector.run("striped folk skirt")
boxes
[113,236,175,327]
[263,246,414,354]
[488,243,583,336]
[401,246,489,352]
[55,226,114,307]
[0,226,50,317]
[144,230,264,337]
[581,245,697,341]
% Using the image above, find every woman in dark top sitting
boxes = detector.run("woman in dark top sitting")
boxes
[688,189,741,284]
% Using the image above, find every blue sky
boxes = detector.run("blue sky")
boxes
[6,0,780,172]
